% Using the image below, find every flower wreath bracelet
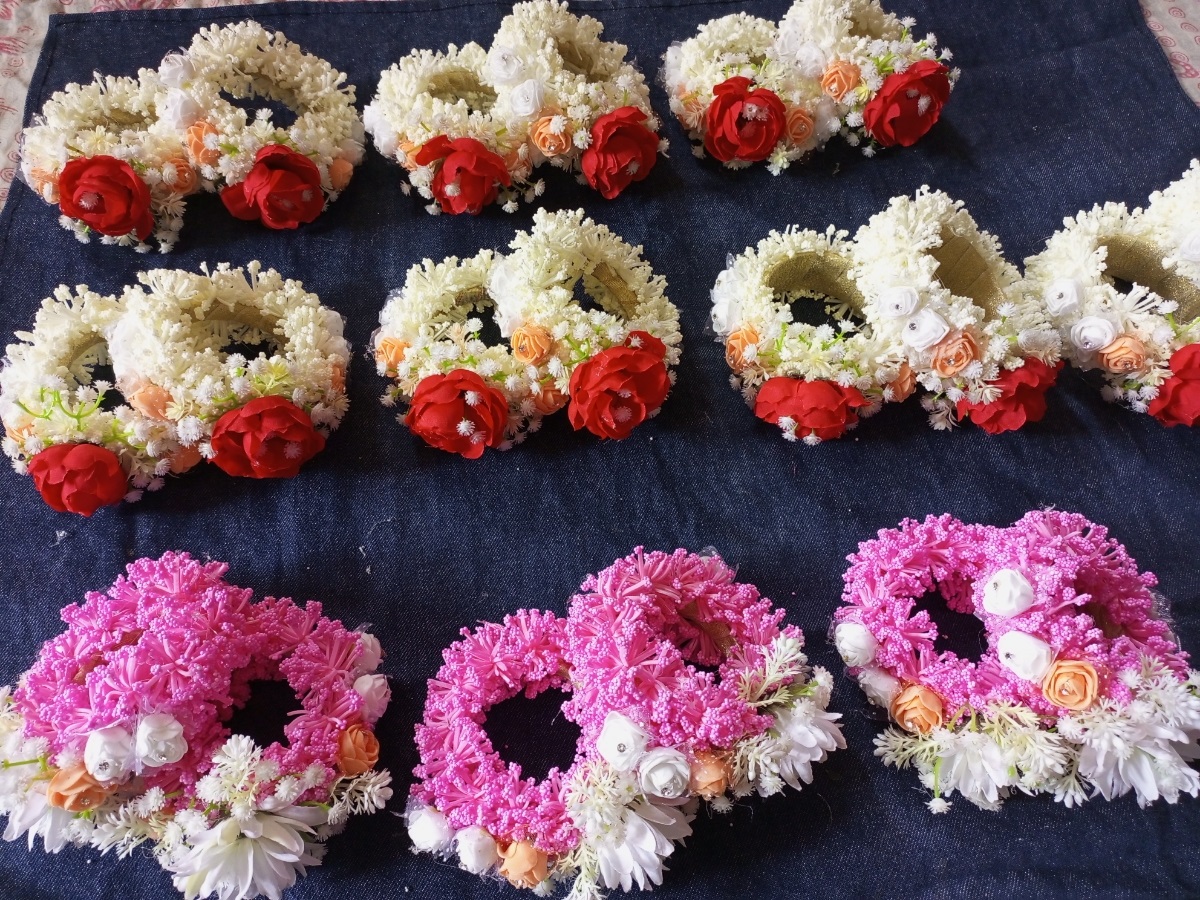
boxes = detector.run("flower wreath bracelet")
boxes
[108,261,351,479]
[711,225,893,443]
[488,207,681,441]
[662,0,955,172]
[852,187,1063,433]
[0,286,184,516]
[833,511,1200,813]
[19,72,195,251]
[406,609,697,896]
[564,549,845,837]
[1024,159,1200,425]
[0,552,392,900]
[160,20,364,230]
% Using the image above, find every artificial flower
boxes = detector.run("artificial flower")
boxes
[595,712,649,772]
[221,145,325,230]
[58,155,153,240]
[636,748,690,799]
[135,713,188,768]
[1097,334,1147,373]
[820,60,860,101]
[581,106,659,200]
[404,369,509,458]
[1042,660,1098,711]
[703,77,786,163]
[982,569,1037,617]
[27,443,127,517]
[84,725,135,783]
[415,136,510,215]
[724,327,759,372]
[902,307,951,351]
[499,839,548,889]
[454,826,498,874]
[833,622,877,667]
[862,60,951,148]
[353,674,390,725]
[890,685,944,734]
[337,724,380,776]
[45,764,114,813]
[930,331,980,377]
[1148,343,1200,426]
[1069,315,1117,353]
[567,331,670,440]
[956,359,1061,434]
[209,396,326,479]
[996,631,1055,682]
[754,377,867,442]
[686,750,730,800]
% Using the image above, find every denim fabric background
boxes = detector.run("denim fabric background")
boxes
[0,0,1197,897]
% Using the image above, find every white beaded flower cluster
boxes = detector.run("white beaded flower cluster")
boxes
[712,188,1062,443]
[19,20,363,251]
[363,0,665,214]
[375,208,680,456]
[1023,159,1200,421]
[663,0,957,173]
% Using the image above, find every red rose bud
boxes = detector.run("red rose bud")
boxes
[57,155,154,240]
[27,443,127,516]
[703,77,787,164]
[862,60,951,148]
[956,359,1061,434]
[568,331,670,440]
[1148,343,1200,427]
[414,136,511,215]
[581,106,659,200]
[405,369,509,458]
[209,396,326,478]
[754,377,868,442]
[221,144,325,229]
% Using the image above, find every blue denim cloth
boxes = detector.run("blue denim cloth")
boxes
[0,0,1198,897]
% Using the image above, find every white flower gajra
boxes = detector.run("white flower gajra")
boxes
[1023,158,1200,424]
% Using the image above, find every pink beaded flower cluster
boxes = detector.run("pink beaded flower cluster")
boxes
[0,552,392,900]
[835,511,1200,813]
[406,549,843,898]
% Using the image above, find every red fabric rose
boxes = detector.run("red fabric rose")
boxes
[221,145,325,229]
[862,60,952,148]
[209,396,326,478]
[581,106,659,200]
[405,369,509,458]
[568,331,671,440]
[703,77,787,163]
[27,443,127,516]
[414,136,511,215]
[754,377,867,442]
[956,359,1061,434]
[58,155,153,240]
[1148,343,1200,427]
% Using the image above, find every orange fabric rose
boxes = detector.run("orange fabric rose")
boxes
[127,383,173,420]
[1041,659,1098,711]
[511,325,555,365]
[336,724,380,776]
[186,121,220,167]
[163,157,198,195]
[46,764,114,812]
[329,158,354,192]
[531,116,572,158]
[724,327,760,373]
[28,167,59,201]
[688,750,731,799]
[890,684,944,734]
[785,106,815,146]
[499,840,548,889]
[889,362,917,402]
[1097,334,1147,374]
[533,385,568,415]
[4,422,32,444]
[169,445,204,475]
[376,338,410,376]
[821,60,861,101]
[930,331,980,377]
[332,363,346,393]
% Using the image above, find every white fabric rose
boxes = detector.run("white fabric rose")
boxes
[983,569,1036,617]
[1178,230,1200,263]
[489,46,527,86]
[159,53,194,89]
[1070,316,1117,352]
[362,103,399,160]
[774,29,826,79]
[857,667,901,708]
[834,622,878,667]
[596,711,649,771]
[407,803,453,853]
[354,674,391,724]
[84,725,134,783]
[636,747,690,799]
[162,89,203,132]
[135,713,188,768]
[710,269,743,336]
[509,79,546,119]
[455,826,498,874]
[880,286,920,319]
[356,632,383,675]
[997,631,1055,682]
[1043,278,1081,317]
[902,307,951,351]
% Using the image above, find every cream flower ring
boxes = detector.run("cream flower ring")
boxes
[162,20,364,225]
[1023,159,1200,425]
[107,262,350,474]
[373,250,543,455]
[712,226,899,443]
[852,187,1062,433]
[20,72,196,251]
[0,287,181,515]
[487,208,681,440]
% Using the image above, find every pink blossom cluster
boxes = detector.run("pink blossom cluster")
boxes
[836,511,1191,720]
[564,548,800,752]
[412,610,580,855]
[14,552,373,808]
